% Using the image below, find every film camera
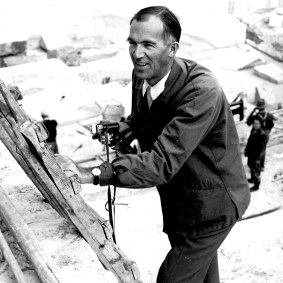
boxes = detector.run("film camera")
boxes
[91,120,136,154]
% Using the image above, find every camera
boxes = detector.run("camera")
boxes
[91,120,136,154]
[91,121,119,144]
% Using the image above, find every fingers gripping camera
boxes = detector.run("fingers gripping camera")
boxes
[91,121,120,146]
[91,120,137,154]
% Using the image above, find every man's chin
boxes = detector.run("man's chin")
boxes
[133,67,148,77]
[135,71,149,80]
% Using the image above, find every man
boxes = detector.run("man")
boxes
[41,111,59,154]
[246,98,277,170]
[58,6,250,283]
[245,118,267,192]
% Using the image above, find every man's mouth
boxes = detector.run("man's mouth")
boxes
[135,62,148,69]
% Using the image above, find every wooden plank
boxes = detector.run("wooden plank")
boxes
[0,79,142,283]
[0,229,27,283]
[0,110,67,218]
[0,191,59,283]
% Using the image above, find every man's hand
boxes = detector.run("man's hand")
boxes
[99,161,116,186]
[252,107,259,113]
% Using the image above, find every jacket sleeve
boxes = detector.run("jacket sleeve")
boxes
[246,110,256,126]
[111,79,225,188]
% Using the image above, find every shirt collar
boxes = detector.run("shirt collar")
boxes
[142,70,171,101]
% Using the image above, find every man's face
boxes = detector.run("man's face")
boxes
[127,15,176,86]
[253,119,261,130]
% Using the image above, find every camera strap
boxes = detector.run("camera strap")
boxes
[104,131,117,244]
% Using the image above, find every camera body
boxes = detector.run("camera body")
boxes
[91,121,136,154]
[91,121,120,144]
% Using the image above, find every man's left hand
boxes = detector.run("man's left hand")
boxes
[99,161,116,186]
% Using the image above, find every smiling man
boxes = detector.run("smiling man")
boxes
[57,6,250,283]
[127,12,179,86]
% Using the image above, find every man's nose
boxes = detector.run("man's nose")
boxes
[134,45,145,58]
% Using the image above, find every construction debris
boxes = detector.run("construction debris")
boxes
[245,7,283,62]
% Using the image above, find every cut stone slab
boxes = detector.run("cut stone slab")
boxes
[254,63,283,84]
[47,45,119,66]
[72,50,132,84]
[193,44,283,108]
[202,44,265,71]
[0,40,27,56]
[81,46,118,63]
[3,50,47,67]
[40,32,115,66]
[47,46,82,66]
[70,34,111,50]
[227,45,265,70]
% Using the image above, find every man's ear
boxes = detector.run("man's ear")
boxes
[169,42,179,57]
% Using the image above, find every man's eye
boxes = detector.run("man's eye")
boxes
[144,43,154,48]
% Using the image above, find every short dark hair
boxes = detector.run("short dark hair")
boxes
[130,6,182,42]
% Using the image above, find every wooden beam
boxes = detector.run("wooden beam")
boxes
[0,229,27,283]
[0,79,142,283]
[0,191,60,283]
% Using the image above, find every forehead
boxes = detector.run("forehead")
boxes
[129,15,165,41]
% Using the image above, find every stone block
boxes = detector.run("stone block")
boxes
[47,47,82,66]
[254,63,283,84]
[3,50,47,67]
[80,47,118,63]
[0,40,27,56]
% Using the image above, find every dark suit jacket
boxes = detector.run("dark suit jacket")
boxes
[110,57,250,237]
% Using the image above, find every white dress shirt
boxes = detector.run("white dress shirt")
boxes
[142,70,171,100]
